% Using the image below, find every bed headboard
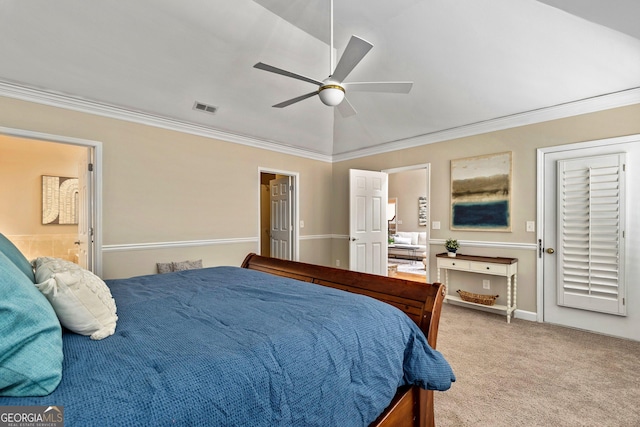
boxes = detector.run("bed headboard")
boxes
[241,253,446,350]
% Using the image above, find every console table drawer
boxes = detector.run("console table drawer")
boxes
[470,262,508,275]
[438,259,470,270]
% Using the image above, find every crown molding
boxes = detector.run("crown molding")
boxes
[1,80,638,164]
[0,81,333,163]
[332,87,640,162]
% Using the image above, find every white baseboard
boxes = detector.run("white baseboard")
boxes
[514,309,537,322]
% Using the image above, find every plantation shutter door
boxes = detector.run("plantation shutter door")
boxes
[557,153,626,316]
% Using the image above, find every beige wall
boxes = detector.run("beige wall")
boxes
[332,104,640,313]
[3,93,640,310]
[0,135,86,262]
[0,96,334,279]
[388,168,427,232]
[0,135,84,235]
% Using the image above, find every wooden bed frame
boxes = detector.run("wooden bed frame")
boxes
[241,253,447,427]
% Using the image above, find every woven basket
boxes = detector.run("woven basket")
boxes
[457,289,499,306]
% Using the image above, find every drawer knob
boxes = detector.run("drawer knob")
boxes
[452,262,456,265]
[486,266,490,270]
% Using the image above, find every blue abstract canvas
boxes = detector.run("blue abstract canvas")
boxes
[450,152,511,231]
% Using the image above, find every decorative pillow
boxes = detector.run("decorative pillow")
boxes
[409,232,419,245]
[34,257,118,341]
[394,236,413,245]
[172,259,203,272]
[0,251,63,396]
[0,232,35,282]
[157,262,173,274]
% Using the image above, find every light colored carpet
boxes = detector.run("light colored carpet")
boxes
[434,304,640,426]
[388,258,426,276]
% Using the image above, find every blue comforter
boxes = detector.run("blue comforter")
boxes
[1,266,454,426]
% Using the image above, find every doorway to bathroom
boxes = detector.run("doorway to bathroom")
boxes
[0,127,102,274]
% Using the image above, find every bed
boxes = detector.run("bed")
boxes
[0,236,454,427]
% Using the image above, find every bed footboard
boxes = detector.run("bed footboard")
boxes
[241,253,446,427]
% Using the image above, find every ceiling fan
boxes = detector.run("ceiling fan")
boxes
[253,0,413,117]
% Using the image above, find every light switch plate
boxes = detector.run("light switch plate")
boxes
[526,221,535,232]
[432,221,441,230]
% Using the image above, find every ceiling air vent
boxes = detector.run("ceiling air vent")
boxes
[193,101,218,114]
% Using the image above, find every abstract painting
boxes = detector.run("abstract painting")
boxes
[418,196,428,226]
[450,152,512,231]
[42,175,79,225]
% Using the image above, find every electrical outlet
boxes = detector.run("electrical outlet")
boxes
[483,279,490,289]
[335,259,340,267]
[432,221,441,230]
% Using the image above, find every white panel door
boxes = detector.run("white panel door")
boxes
[270,176,291,260]
[77,150,93,270]
[349,169,388,275]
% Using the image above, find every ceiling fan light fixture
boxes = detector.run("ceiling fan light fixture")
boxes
[318,84,345,106]
[253,0,412,115]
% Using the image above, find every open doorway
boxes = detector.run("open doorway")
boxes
[384,164,431,282]
[258,168,299,261]
[0,127,102,275]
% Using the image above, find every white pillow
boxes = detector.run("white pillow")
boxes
[409,232,419,245]
[33,257,117,340]
[394,236,413,245]
[417,232,427,246]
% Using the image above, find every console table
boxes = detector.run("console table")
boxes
[436,253,518,323]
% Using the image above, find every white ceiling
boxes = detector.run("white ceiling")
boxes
[0,0,639,159]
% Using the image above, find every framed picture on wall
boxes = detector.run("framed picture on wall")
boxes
[450,152,512,231]
[42,175,79,225]
[418,196,427,226]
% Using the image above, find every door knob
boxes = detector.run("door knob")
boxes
[546,248,555,254]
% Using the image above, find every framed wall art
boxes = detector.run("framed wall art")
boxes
[450,152,512,231]
[42,175,79,225]
[418,196,428,227]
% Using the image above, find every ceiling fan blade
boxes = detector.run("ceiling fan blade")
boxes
[331,36,373,83]
[273,91,318,108]
[336,97,357,118]
[254,62,324,86]
[343,81,413,94]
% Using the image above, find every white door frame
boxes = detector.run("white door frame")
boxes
[536,134,639,323]
[258,167,299,261]
[0,126,103,276]
[383,163,431,281]
[77,149,94,271]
